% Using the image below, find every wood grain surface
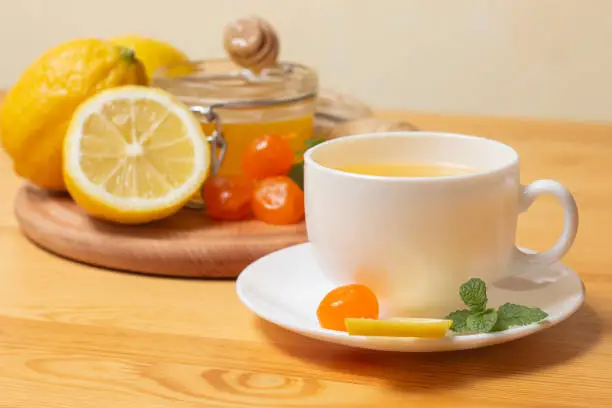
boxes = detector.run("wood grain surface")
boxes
[14,185,306,278]
[1,91,612,407]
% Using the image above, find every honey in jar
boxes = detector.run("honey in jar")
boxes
[198,99,315,177]
[153,59,318,182]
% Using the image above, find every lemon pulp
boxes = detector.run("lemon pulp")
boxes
[64,86,209,224]
[345,318,452,338]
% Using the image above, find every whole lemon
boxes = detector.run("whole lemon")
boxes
[108,35,192,80]
[0,39,147,190]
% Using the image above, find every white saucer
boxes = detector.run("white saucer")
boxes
[236,243,585,352]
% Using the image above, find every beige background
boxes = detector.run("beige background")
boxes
[1,0,611,122]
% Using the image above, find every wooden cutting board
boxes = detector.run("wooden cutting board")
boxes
[14,184,307,278]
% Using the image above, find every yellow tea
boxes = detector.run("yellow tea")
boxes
[335,162,476,177]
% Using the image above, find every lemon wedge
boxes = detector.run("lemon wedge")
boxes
[345,318,452,338]
[64,86,210,224]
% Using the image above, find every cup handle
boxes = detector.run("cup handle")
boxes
[514,180,578,268]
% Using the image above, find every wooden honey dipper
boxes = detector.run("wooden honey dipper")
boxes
[223,16,280,71]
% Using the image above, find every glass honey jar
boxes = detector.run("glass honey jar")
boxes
[152,59,318,206]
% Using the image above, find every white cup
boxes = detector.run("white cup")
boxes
[304,132,578,317]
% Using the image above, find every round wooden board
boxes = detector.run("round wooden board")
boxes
[14,184,307,278]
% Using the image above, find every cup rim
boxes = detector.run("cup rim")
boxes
[303,131,519,182]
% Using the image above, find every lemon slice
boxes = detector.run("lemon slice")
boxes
[64,86,210,224]
[345,318,452,338]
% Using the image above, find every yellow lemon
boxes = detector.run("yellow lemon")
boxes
[63,86,210,224]
[345,318,452,338]
[0,39,147,190]
[108,35,193,80]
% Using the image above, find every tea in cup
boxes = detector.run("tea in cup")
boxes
[304,132,578,317]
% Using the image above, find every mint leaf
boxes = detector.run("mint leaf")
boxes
[459,278,487,312]
[288,162,304,189]
[466,308,498,333]
[445,309,471,333]
[290,137,326,189]
[447,278,549,334]
[299,137,326,154]
[304,137,326,149]
[493,303,548,331]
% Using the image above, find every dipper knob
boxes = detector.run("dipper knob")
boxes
[223,16,279,71]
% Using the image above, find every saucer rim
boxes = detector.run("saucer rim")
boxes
[236,243,585,351]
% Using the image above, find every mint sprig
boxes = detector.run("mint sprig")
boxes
[445,278,548,334]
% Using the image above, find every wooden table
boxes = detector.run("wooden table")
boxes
[1,92,611,407]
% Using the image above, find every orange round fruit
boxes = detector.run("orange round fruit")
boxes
[242,134,294,180]
[203,175,253,221]
[317,284,380,332]
[252,176,304,225]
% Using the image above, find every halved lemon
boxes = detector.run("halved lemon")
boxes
[345,318,452,338]
[64,86,210,224]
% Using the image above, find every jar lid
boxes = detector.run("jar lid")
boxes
[152,59,318,109]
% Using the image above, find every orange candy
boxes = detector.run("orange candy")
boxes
[317,284,380,332]
[252,176,304,225]
[242,134,294,180]
[202,175,253,221]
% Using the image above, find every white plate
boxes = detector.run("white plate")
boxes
[236,243,585,352]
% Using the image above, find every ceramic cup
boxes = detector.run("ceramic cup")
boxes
[304,132,578,317]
